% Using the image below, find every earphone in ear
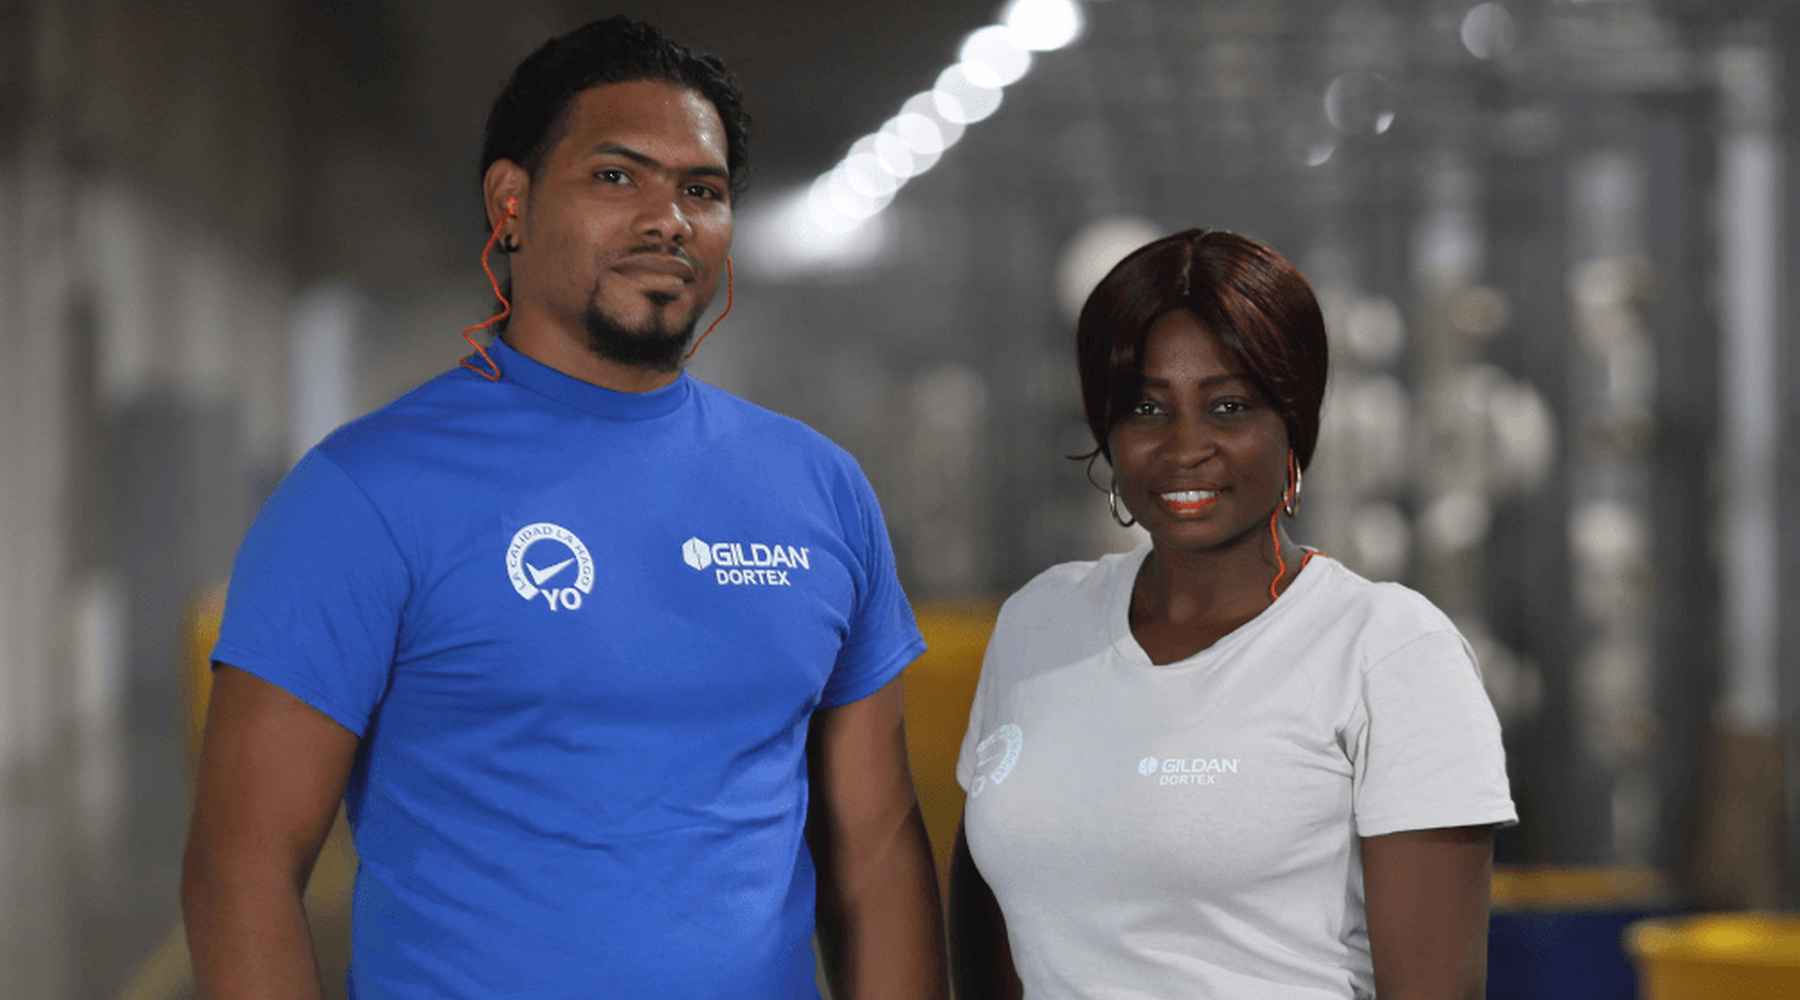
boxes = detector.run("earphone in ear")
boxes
[460,194,520,382]
[498,195,522,254]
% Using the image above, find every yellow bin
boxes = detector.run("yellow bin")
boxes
[906,601,999,897]
[1627,913,1800,999]
[183,583,229,763]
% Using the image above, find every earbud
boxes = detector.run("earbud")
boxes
[498,196,521,253]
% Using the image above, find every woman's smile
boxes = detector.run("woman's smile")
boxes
[1155,488,1222,516]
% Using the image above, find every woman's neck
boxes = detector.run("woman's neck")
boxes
[1131,518,1308,632]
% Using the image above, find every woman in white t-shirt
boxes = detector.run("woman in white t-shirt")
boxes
[949,230,1516,1000]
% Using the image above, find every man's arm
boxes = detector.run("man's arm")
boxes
[948,817,1022,1000]
[182,665,359,999]
[1362,825,1495,1000]
[807,677,948,1000]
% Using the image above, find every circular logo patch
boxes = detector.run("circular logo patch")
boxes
[969,723,1023,798]
[505,522,595,611]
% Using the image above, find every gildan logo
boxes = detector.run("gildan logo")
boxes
[968,724,1023,799]
[506,522,594,612]
[681,536,811,587]
[1137,755,1239,787]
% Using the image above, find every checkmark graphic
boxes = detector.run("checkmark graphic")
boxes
[525,557,575,587]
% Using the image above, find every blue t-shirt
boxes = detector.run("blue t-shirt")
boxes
[213,338,925,998]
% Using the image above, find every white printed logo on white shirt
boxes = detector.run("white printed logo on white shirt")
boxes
[1135,754,1240,787]
[506,522,595,612]
[968,723,1023,798]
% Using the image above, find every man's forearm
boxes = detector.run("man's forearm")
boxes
[182,858,326,999]
[816,804,948,1000]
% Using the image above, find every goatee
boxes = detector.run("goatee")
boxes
[582,296,698,373]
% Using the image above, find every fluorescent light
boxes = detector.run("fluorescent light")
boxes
[901,93,966,149]
[932,64,1003,124]
[784,2,1096,273]
[1002,0,1084,52]
[840,152,900,198]
[817,169,890,223]
[888,112,945,156]
[872,131,917,178]
[959,25,1032,88]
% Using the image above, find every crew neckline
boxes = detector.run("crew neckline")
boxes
[1107,543,1334,671]
[475,338,693,421]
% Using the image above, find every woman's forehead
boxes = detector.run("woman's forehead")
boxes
[1140,312,1247,382]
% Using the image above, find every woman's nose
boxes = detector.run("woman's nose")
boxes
[1164,414,1216,467]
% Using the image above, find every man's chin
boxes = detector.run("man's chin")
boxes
[582,307,698,372]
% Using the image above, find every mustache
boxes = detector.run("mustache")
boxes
[620,244,696,267]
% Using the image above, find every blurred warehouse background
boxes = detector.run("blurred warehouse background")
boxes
[2,0,1799,996]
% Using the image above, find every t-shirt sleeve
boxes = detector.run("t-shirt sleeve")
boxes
[211,449,410,737]
[954,632,997,793]
[819,464,925,708]
[957,594,1024,793]
[1349,629,1518,837]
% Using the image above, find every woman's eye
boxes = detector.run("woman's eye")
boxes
[1211,399,1251,416]
[1130,399,1163,417]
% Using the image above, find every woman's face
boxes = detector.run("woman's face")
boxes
[1107,309,1291,555]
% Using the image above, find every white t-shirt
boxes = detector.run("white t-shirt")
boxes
[956,546,1517,1000]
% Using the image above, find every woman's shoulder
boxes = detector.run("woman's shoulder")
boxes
[997,547,1140,625]
[1006,547,1139,604]
[1310,558,1464,666]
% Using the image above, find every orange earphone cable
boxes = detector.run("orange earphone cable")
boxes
[1268,449,1320,603]
[683,255,734,360]
[1266,514,1323,604]
[1268,511,1287,604]
[459,198,516,382]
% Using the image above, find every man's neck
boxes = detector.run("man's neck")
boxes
[500,315,681,394]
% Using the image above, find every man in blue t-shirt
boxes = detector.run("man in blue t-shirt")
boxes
[180,17,948,999]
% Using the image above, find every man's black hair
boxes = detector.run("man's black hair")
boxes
[479,16,751,210]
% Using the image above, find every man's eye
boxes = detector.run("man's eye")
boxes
[686,184,722,200]
[596,169,629,184]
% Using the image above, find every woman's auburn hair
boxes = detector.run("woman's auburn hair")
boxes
[1074,228,1329,469]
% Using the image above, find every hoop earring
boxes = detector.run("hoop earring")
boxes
[1109,477,1136,528]
[1282,450,1303,518]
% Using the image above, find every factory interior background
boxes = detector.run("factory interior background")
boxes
[2,0,1799,996]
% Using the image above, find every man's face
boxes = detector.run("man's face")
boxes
[515,80,733,368]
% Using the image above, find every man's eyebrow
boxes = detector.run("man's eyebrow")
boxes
[589,142,730,180]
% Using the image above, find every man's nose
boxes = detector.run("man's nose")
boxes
[635,188,694,244]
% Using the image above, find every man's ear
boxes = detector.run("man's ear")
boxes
[481,159,529,234]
